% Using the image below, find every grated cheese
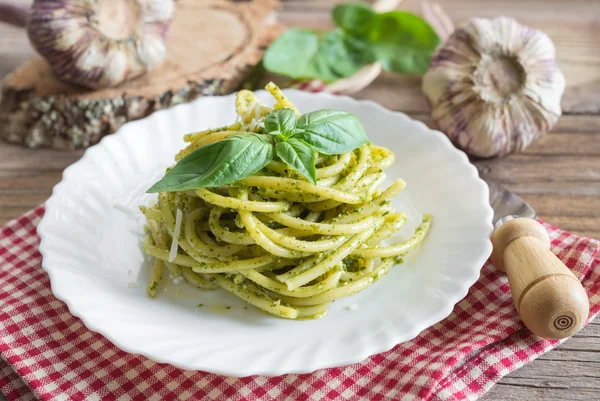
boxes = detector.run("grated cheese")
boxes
[169,208,183,262]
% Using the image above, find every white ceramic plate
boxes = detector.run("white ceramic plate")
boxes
[38,90,493,377]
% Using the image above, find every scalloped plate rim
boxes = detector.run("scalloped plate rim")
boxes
[38,89,494,377]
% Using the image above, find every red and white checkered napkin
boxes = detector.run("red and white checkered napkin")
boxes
[1,207,599,401]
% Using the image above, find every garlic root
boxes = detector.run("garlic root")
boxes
[422,17,565,158]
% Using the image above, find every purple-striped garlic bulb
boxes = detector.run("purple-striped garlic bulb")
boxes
[422,17,565,158]
[27,0,174,89]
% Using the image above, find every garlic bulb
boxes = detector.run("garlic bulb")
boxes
[422,17,565,157]
[27,0,174,89]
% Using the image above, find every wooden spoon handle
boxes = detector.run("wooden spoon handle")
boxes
[491,218,589,339]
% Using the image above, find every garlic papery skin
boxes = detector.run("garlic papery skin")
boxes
[27,0,174,89]
[422,17,565,158]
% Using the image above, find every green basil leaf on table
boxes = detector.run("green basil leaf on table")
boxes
[275,138,317,184]
[368,12,440,75]
[321,29,375,78]
[332,3,377,36]
[263,29,372,83]
[264,3,440,81]
[263,29,338,83]
[264,108,297,138]
[295,110,369,155]
[147,134,274,192]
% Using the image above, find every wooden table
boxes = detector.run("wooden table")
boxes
[1,1,598,399]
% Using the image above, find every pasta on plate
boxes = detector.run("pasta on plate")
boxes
[140,83,432,319]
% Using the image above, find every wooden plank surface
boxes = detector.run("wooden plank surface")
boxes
[0,0,599,400]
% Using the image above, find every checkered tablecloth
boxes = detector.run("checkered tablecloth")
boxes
[0,206,599,400]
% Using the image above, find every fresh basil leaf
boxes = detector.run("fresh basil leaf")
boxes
[263,29,372,83]
[295,110,368,155]
[370,11,439,48]
[372,42,434,75]
[148,134,274,192]
[332,3,376,37]
[368,11,440,75]
[276,138,317,185]
[291,128,306,136]
[263,29,340,83]
[265,108,297,137]
[320,30,375,78]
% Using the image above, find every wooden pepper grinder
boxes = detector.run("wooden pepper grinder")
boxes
[491,218,590,339]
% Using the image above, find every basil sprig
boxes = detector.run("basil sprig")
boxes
[263,2,439,82]
[148,108,368,192]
